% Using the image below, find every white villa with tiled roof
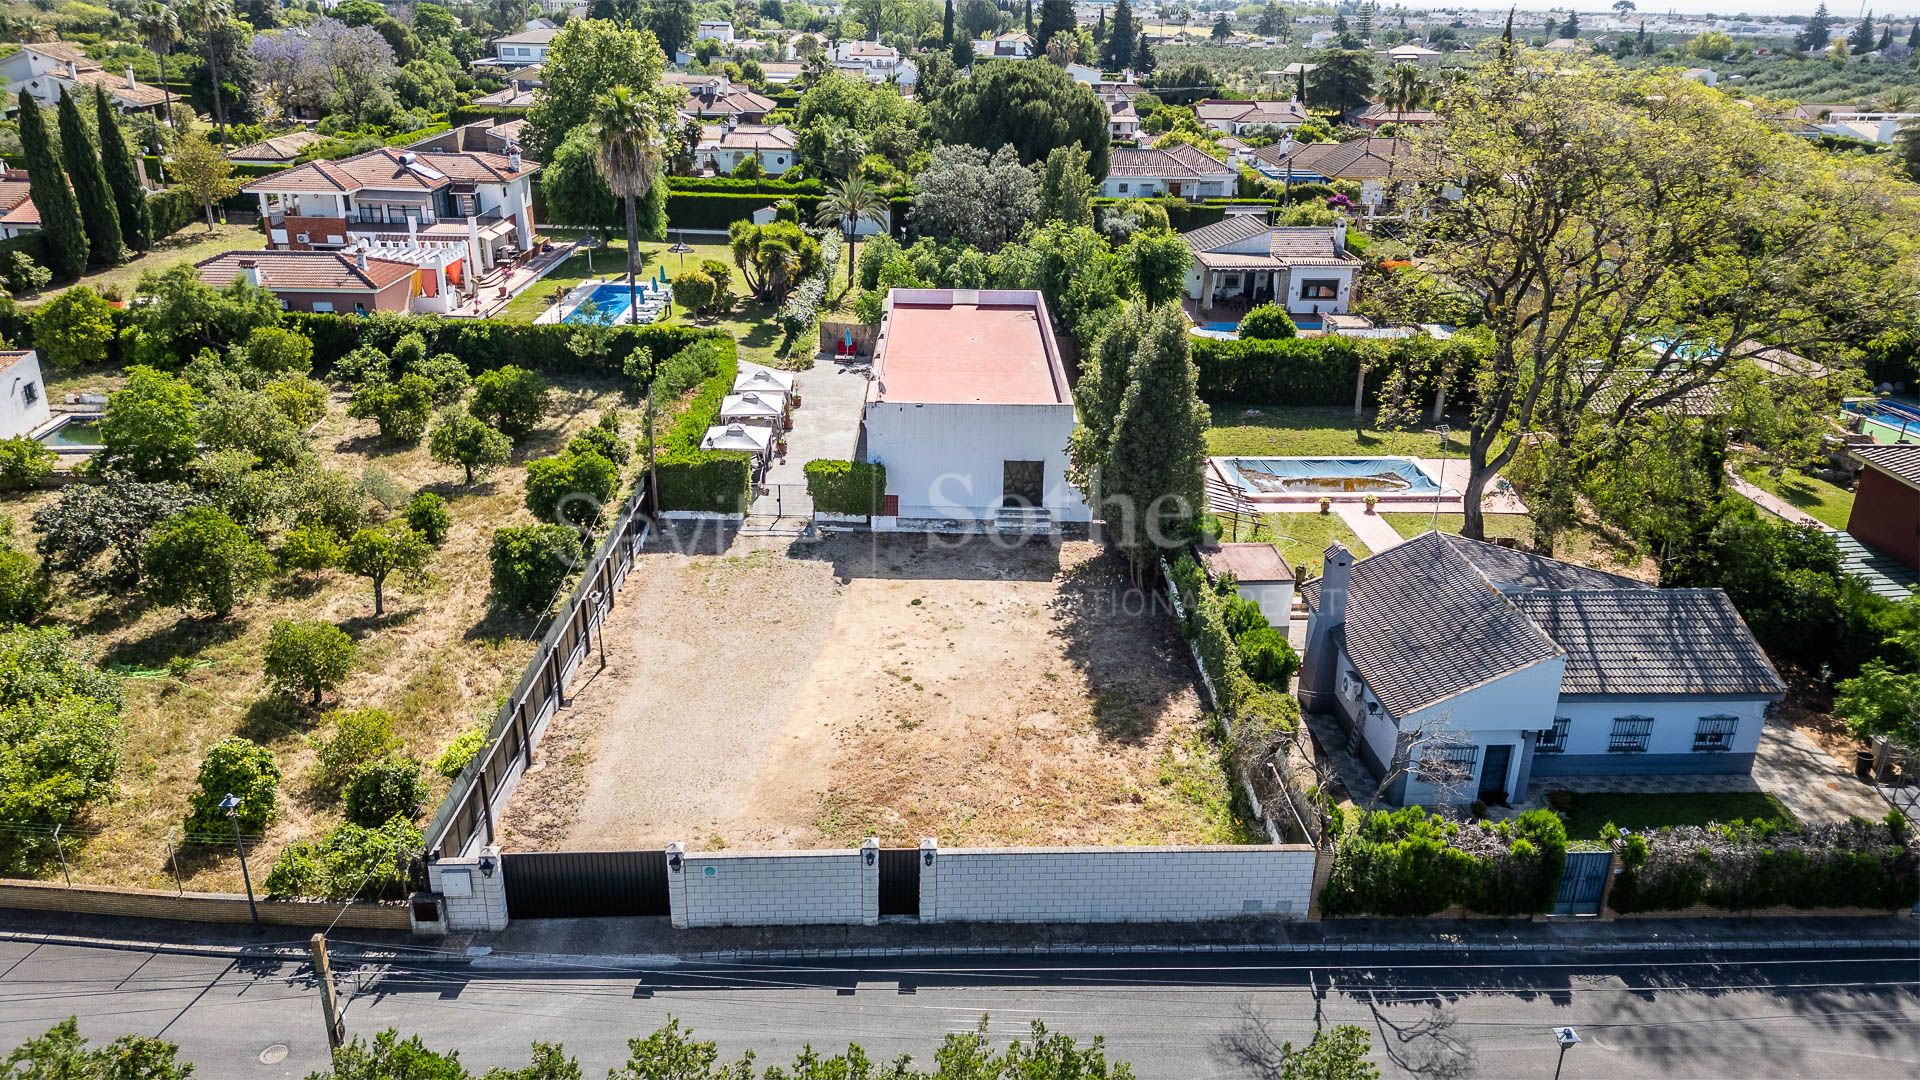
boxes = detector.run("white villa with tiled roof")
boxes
[1182,217,1360,316]
[696,124,799,176]
[1299,534,1786,807]
[1193,98,1309,135]
[0,40,170,114]
[1101,145,1236,199]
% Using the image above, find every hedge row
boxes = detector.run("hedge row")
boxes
[669,176,825,196]
[448,105,531,127]
[654,338,753,513]
[804,459,885,516]
[282,312,714,377]
[1168,552,1299,757]
[1610,817,1918,913]
[1190,332,1486,408]
[667,191,824,231]
[1320,807,1570,917]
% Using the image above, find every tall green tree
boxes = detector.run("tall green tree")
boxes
[943,0,954,45]
[1799,2,1834,50]
[135,1,181,136]
[1035,0,1075,51]
[525,17,669,161]
[1134,29,1155,73]
[1308,49,1374,116]
[642,0,697,58]
[932,60,1111,175]
[93,88,152,253]
[1849,13,1877,53]
[814,173,889,287]
[1102,0,1135,69]
[94,366,202,481]
[1382,63,1430,123]
[15,92,87,279]
[1036,143,1095,226]
[592,85,663,336]
[181,0,236,145]
[56,90,122,267]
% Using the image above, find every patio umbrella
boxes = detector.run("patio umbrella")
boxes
[701,423,772,456]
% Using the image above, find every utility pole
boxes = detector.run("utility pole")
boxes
[310,934,346,1050]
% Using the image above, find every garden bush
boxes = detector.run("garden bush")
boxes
[469,365,550,440]
[403,492,452,547]
[1191,332,1486,408]
[567,411,631,465]
[654,339,752,513]
[0,627,120,870]
[313,708,401,790]
[1238,304,1297,341]
[434,725,488,779]
[524,450,620,527]
[343,756,428,827]
[182,737,280,837]
[1609,815,1918,913]
[141,507,274,617]
[804,460,887,516]
[263,816,422,900]
[0,436,56,490]
[488,523,585,611]
[31,287,117,370]
[263,619,356,706]
[1319,807,1569,917]
[1237,626,1299,687]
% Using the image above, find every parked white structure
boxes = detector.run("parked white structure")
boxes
[1182,217,1360,316]
[1298,533,1786,807]
[861,289,1088,526]
[0,350,50,439]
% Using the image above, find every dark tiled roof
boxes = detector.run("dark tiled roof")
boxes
[1508,589,1786,698]
[1337,533,1565,718]
[1447,535,1648,592]
[1180,213,1269,251]
[1251,136,1432,180]
[1106,144,1232,178]
[195,250,416,292]
[1852,443,1920,489]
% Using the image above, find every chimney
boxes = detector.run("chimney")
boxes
[508,148,522,171]
[356,248,369,270]
[125,65,136,90]
[236,259,262,287]
[1297,542,1355,714]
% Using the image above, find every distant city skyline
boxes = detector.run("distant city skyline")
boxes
[1379,2,1920,20]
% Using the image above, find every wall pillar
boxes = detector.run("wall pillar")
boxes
[917,837,939,924]
[666,841,689,929]
[1305,843,1335,921]
[859,837,880,926]
[1201,267,1214,311]
[427,845,508,932]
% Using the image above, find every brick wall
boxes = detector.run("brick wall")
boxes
[667,842,874,928]
[923,845,1319,923]
[0,878,410,930]
[427,845,509,931]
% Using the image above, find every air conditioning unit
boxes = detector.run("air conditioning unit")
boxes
[1339,673,1361,701]
[295,232,310,244]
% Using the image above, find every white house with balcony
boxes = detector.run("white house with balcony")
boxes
[241,145,539,281]
[1297,533,1785,807]
[1181,217,1360,317]
[490,27,558,68]
[831,40,917,85]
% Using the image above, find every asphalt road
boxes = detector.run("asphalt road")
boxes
[0,938,1913,1080]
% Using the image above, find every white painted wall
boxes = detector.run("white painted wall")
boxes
[671,849,870,927]
[1393,657,1565,805]
[0,351,51,439]
[862,401,1090,522]
[925,846,1317,922]
[1099,175,1235,199]
[1235,579,1294,629]
[1548,697,1769,759]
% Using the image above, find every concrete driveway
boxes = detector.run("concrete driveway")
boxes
[748,356,871,522]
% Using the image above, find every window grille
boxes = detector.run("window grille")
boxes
[1609,716,1653,754]
[1537,717,1570,754]
[1693,715,1740,752]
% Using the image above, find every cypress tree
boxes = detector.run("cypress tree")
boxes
[1134,29,1155,74]
[93,88,152,253]
[943,0,953,46]
[16,89,88,279]
[56,88,122,267]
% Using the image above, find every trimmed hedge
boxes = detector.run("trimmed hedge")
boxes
[667,191,824,230]
[804,459,886,516]
[654,339,752,513]
[448,105,531,127]
[146,187,201,241]
[1169,551,1299,743]
[1320,807,1570,917]
[282,313,716,377]
[1191,333,1486,409]
[669,176,825,195]
[1609,817,1918,913]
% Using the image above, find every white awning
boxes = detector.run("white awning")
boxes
[701,423,772,455]
[733,364,795,397]
[720,391,784,423]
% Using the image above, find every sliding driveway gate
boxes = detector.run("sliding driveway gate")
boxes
[500,850,670,918]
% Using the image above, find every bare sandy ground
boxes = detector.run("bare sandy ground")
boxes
[500,531,1243,851]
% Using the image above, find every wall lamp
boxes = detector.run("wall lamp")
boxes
[478,855,496,879]
[668,851,683,872]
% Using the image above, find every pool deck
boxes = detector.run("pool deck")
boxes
[1209,456,1529,515]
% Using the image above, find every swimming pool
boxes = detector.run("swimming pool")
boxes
[1194,315,1326,336]
[564,283,642,325]
[1222,456,1444,496]
[35,414,103,449]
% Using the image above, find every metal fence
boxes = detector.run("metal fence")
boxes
[423,486,653,859]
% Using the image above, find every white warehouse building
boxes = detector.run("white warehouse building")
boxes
[861,289,1089,528]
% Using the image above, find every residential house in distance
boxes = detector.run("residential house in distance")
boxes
[1194,98,1309,135]
[1354,102,1442,130]
[1379,42,1444,64]
[861,289,1088,529]
[1063,62,1102,83]
[490,26,558,68]
[1845,444,1920,573]
[989,32,1035,58]
[696,20,735,44]
[831,40,916,85]
[1181,217,1360,317]
[0,41,169,114]
[1106,99,1143,143]
[759,61,804,86]
[227,131,326,168]
[473,68,540,109]
[195,249,451,315]
[241,144,539,280]
[696,123,798,176]
[0,350,49,440]
[667,73,774,123]
[1251,136,1431,198]
[1101,144,1236,199]
[1298,533,1786,807]
[0,169,37,240]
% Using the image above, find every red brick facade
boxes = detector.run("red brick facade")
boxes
[273,214,352,250]
[1845,465,1920,570]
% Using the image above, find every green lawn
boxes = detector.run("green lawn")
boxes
[1381,511,1533,544]
[1247,512,1372,578]
[502,237,858,367]
[33,222,268,303]
[1380,510,1653,580]
[1207,404,1468,459]
[1556,791,1797,842]
[1736,461,1856,530]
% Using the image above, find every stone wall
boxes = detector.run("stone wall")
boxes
[922,844,1319,923]
[667,840,877,928]
[0,878,411,930]
[427,845,509,932]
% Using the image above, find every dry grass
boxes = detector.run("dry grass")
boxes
[5,374,631,891]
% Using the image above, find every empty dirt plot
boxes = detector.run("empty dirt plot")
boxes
[501,530,1253,851]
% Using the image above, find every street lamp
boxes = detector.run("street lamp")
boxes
[220,793,262,933]
[1551,1026,1581,1080]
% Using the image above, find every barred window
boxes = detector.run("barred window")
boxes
[1415,744,1478,784]
[1609,716,1653,754]
[1537,717,1570,754]
[1693,715,1740,752]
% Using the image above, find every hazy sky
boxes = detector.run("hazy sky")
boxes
[1387,2,1920,18]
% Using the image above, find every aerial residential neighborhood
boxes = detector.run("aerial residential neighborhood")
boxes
[0,2,1914,1078]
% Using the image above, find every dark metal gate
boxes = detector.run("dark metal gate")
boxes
[1552,850,1613,916]
[877,848,920,918]
[501,850,670,918]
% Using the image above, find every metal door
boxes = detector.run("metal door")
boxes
[1478,744,1513,802]
[877,848,920,918]
[1552,850,1613,916]
[501,850,670,918]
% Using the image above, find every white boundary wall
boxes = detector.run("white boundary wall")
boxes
[922,845,1317,923]
[667,840,879,928]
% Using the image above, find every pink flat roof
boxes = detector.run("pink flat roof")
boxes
[871,291,1068,406]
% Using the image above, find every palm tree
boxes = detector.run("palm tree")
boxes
[814,174,888,290]
[593,85,663,508]
[179,0,232,146]
[1383,63,1430,123]
[135,2,180,132]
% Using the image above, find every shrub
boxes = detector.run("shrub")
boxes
[412,352,471,405]
[524,450,620,528]
[1237,626,1299,687]
[0,628,119,869]
[0,436,56,490]
[238,325,314,376]
[804,460,887,516]
[30,286,116,369]
[1609,819,1918,914]
[654,340,752,512]
[313,708,401,789]
[429,407,513,485]
[671,269,718,315]
[403,492,452,546]
[567,411,631,465]
[1238,304,1296,341]
[0,538,51,624]
[281,522,344,575]
[1319,806,1568,917]
[349,372,436,443]
[1,250,51,295]
[183,737,280,837]
[489,523,584,611]
[469,365,550,439]
[141,506,273,617]
[263,619,356,706]
[343,755,428,827]
[434,725,488,779]
[264,816,422,900]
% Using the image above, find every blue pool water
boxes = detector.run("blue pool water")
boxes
[1224,456,1443,496]
[565,283,647,325]
[1201,320,1239,333]
[1198,315,1326,335]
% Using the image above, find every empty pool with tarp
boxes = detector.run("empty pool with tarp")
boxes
[1219,456,1452,502]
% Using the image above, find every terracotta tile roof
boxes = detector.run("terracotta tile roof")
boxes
[195,250,417,293]
[1106,144,1232,178]
[0,176,33,219]
[1194,98,1308,127]
[24,42,95,69]
[71,68,168,106]
[0,349,36,374]
[227,131,325,162]
[242,146,537,195]
[701,124,798,151]
[1251,136,1432,180]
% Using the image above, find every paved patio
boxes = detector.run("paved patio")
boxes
[744,354,871,528]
